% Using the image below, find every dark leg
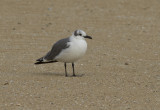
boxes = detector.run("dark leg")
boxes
[72,63,76,76]
[64,63,67,77]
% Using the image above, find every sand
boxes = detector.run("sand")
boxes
[0,0,160,109]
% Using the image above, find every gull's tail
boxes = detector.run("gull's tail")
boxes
[34,57,57,64]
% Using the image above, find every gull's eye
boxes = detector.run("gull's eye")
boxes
[79,34,82,36]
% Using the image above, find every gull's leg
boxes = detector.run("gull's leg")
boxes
[64,63,67,77]
[72,63,76,76]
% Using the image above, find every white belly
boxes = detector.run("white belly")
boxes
[55,38,87,63]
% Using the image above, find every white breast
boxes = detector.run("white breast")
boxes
[55,36,87,63]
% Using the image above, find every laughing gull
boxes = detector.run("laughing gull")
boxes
[35,30,92,77]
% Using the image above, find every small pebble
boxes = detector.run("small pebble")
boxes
[46,23,52,27]
[48,23,52,25]
[16,104,21,106]
[10,103,14,105]
[125,62,129,65]
[4,82,9,85]
[48,8,52,11]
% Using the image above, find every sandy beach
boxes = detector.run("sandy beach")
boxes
[0,0,159,109]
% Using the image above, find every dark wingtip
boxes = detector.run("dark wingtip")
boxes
[35,57,43,64]
[34,62,43,64]
[36,57,43,62]
[34,60,58,65]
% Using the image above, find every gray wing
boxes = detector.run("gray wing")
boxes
[43,37,70,61]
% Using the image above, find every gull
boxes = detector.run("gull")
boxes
[35,30,92,77]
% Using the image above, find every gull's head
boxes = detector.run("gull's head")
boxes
[73,30,92,40]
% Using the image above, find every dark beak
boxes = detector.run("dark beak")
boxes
[84,35,92,39]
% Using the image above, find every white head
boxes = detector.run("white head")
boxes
[72,30,92,40]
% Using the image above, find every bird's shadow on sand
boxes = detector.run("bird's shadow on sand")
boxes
[33,72,85,77]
